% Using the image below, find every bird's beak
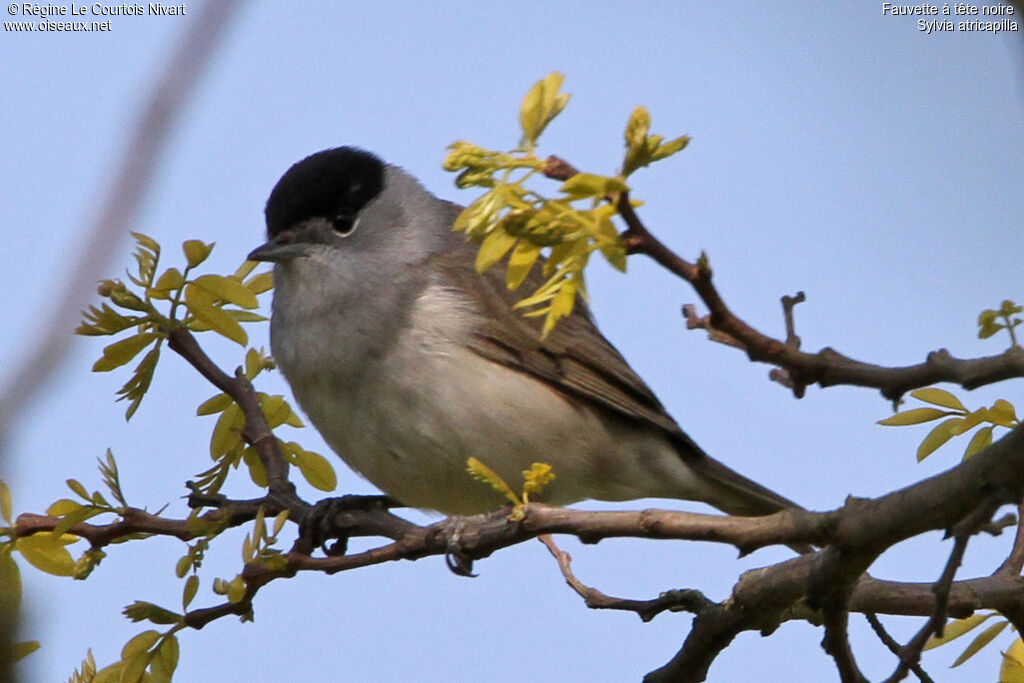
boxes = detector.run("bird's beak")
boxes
[247,231,306,263]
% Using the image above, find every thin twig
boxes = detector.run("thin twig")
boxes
[538,534,713,621]
[997,503,1024,576]
[166,327,305,511]
[865,613,935,683]
[541,156,1024,401]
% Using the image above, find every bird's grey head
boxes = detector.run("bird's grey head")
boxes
[247,147,464,369]
[249,146,454,269]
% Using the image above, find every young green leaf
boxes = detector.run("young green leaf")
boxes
[184,284,248,346]
[0,480,12,524]
[910,387,966,411]
[292,447,337,491]
[11,640,40,660]
[209,403,244,459]
[963,426,993,459]
[1000,638,1024,683]
[467,457,521,505]
[16,533,76,577]
[196,393,233,416]
[877,408,954,426]
[92,333,158,373]
[989,399,1018,427]
[916,417,963,461]
[475,229,518,274]
[190,274,259,309]
[506,240,541,291]
[952,619,1008,667]
[182,240,214,268]
[182,575,199,610]
[243,270,274,294]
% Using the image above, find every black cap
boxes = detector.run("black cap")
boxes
[264,147,385,238]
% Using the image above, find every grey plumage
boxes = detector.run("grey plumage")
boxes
[249,147,800,517]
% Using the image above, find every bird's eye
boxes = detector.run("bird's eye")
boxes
[332,213,357,236]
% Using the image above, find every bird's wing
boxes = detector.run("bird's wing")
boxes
[433,227,802,516]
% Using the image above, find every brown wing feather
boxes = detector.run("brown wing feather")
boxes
[434,222,801,516]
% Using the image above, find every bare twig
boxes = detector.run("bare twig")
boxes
[883,500,999,681]
[997,503,1024,576]
[542,156,1024,401]
[166,327,307,513]
[821,599,868,683]
[865,614,935,683]
[538,534,714,621]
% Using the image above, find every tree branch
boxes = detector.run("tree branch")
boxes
[543,155,1024,401]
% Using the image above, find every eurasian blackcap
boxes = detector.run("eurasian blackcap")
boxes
[248,147,800,517]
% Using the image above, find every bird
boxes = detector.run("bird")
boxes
[248,146,801,518]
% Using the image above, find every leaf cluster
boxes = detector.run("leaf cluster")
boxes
[466,457,555,520]
[978,299,1022,346]
[878,388,1018,462]
[443,73,688,336]
[77,233,272,418]
[924,612,1024,678]
[190,348,335,498]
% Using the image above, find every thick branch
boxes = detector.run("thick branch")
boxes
[543,155,1024,401]
[166,327,307,513]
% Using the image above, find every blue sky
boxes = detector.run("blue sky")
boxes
[3,2,1023,681]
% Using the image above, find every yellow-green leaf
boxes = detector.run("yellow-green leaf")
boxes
[227,576,246,603]
[522,462,555,496]
[651,134,691,160]
[475,229,518,274]
[131,231,159,252]
[210,403,244,459]
[260,394,292,429]
[625,106,650,150]
[190,274,259,309]
[0,480,11,524]
[506,241,541,290]
[243,447,268,488]
[92,660,126,683]
[560,173,628,200]
[185,284,247,345]
[182,575,199,610]
[466,457,520,505]
[1001,637,1024,683]
[272,510,289,537]
[964,426,993,459]
[953,408,989,435]
[119,651,149,683]
[990,399,1018,427]
[917,417,963,461]
[67,478,91,500]
[924,613,994,650]
[93,333,158,373]
[16,533,76,577]
[952,619,1008,666]
[0,550,22,613]
[153,267,184,292]
[183,240,213,268]
[911,388,966,412]
[122,630,160,659]
[877,408,952,426]
[243,271,274,294]
[11,640,39,660]
[234,259,258,280]
[152,634,179,681]
[197,393,233,416]
[47,499,84,517]
[293,448,337,492]
[519,72,567,145]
